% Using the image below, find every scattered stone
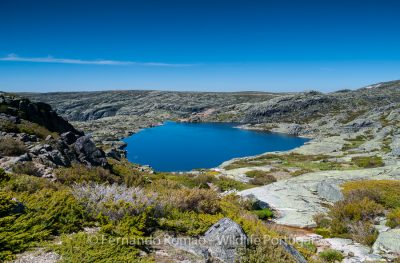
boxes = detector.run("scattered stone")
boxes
[318,238,383,262]
[74,135,108,167]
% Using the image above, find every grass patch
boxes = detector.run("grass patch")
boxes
[351,156,384,168]
[0,137,27,156]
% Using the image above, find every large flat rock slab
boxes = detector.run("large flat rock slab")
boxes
[239,164,400,228]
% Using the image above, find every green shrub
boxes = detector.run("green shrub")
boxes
[0,168,10,183]
[55,165,119,185]
[0,137,27,156]
[11,162,41,176]
[3,174,61,194]
[51,232,152,263]
[158,209,223,236]
[387,208,400,228]
[315,228,331,238]
[0,189,87,260]
[253,208,274,220]
[351,156,384,168]
[214,176,252,191]
[319,249,344,262]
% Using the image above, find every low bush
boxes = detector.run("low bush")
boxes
[109,159,147,187]
[0,137,27,156]
[3,174,61,193]
[253,208,274,220]
[11,162,41,176]
[246,170,277,185]
[72,183,158,221]
[351,156,384,168]
[0,189,87,260]
[342,180,400,208]
[55,165,119,185]
[51,232,152,263]
[0,119,18,133]
[158,209,223,236]
[319,249,344,262]
[387,208,400,228]
[0,168,10,183]
[165,188,221,214]
[213,176,252,191]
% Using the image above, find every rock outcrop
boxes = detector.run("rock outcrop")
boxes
[0,93,82,135]
[0,93,109,175]
[169,218,247,263]
[373,229,400,257]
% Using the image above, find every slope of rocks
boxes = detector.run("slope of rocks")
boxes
[0,94,109,176]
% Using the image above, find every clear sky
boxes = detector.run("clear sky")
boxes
[0,0,399,92]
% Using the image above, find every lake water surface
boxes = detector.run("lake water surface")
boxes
[123,121,309,172]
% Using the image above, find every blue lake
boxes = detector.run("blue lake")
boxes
[123,121,309,172]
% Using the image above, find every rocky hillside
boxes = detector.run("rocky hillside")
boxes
[24,80,400,143]
[0,93,109,177]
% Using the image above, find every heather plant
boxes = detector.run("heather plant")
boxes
[165,187,221,214]
[72,183,159,221]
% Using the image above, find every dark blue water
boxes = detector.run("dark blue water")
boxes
[123,121,309,172]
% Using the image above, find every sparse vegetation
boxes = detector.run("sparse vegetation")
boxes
[0,137,27,156]
[12,162,41,176]
[315,180,400,246]
[246,170,277,185]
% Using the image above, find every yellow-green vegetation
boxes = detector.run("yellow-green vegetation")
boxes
[17,120,59,139]
[387,208,400,228]
[252,208,274,220]
[314,180,400,246]
[351,156,384,168]
[55,164,120,185]
[319,249,344,262]
[245,170,277,185]
[0,182,87,260]
[147,171,253,191]
[0,137,27,156]
[225,153,358,177]
[0,158,303,262]
[342,180,400,208]
[50,232,153,263]
[342,135,369,151]
[0,118,58,139]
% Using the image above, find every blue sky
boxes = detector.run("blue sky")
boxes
[0,0,399,92]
